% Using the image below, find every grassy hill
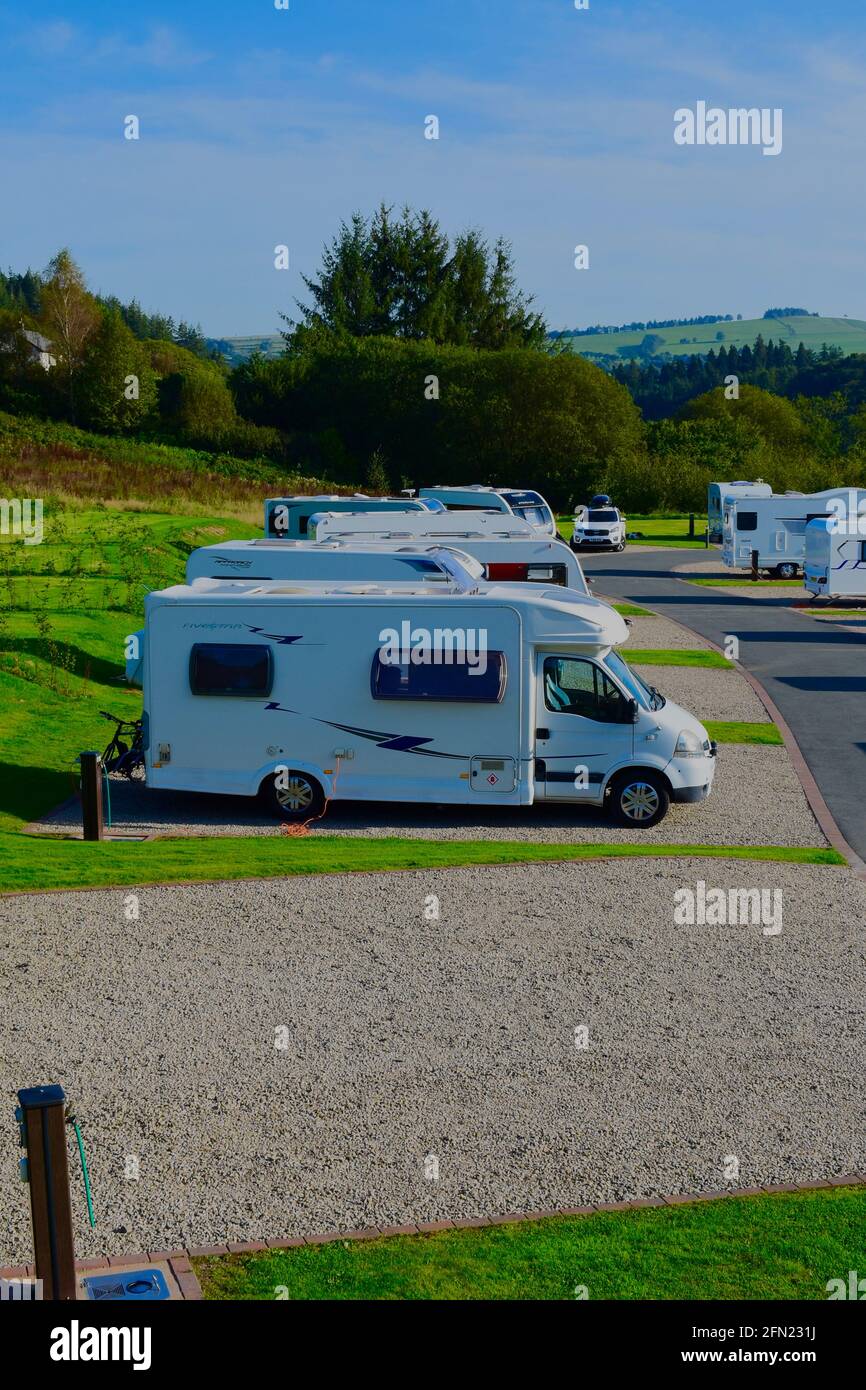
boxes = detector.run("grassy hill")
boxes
[213,316,866,366]
[559,315,866,361]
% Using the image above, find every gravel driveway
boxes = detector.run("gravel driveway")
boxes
[1,859,863,1261]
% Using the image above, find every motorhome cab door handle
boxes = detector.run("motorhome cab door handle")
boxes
[536,728,550,741]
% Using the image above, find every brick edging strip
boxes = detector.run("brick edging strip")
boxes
[6,1174,862,1286]
[0,1252,204,1300]
[608,589,866,882]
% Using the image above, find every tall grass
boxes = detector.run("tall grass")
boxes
[0,410,356,513]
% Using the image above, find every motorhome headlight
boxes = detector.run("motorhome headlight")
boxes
[674,728,705,759]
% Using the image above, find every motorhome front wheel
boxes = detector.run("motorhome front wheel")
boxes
[774,562,799,579]
[260,769,325,821]
[609,771,670,829]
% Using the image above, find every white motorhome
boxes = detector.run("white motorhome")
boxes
[804,517,866,600]
[707,480,772,543]
[419,485,557,535]
[186,535,588,594]
[721,490,866,577]
[133,577,716,829]
[263,494,441,538]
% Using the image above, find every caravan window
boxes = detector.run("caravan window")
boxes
[371,650,506,702]
[737,511,758,532]
[190,643,273,697]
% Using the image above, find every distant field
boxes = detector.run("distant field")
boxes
[559,314,866,361]
[209,334,284,363]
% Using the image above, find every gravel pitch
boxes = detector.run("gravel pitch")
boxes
[702,585,805,601]
[28,745,824,847]
[630,664,770,723]
[1,859,862,1261]
[619,615,714,651]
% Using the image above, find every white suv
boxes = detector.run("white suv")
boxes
[571,505,626,552]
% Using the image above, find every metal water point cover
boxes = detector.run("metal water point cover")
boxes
[83,1268,171,1301]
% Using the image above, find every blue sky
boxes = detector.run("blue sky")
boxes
[1,0,864,335]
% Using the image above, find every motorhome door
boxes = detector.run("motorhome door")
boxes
[534,654,634,800]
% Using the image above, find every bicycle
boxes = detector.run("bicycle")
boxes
[99,710,145,779]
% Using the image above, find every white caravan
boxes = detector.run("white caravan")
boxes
[135,576,716,829]
[310,507,536,542]
[263,494,440,538]
[418,485,557,535]
[804,517,866,600]
[186,535,588,595]
[708,480,772,543]
[186,539,484,586]
[721,490,866,577]
[307,508,586,590]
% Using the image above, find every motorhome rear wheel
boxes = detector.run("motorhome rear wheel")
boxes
[260,769,325,821]
[774,562,799,579]
[609,770,670,828]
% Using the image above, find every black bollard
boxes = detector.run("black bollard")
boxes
[80,751,104,841]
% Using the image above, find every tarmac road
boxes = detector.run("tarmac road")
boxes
[581,546,866,865]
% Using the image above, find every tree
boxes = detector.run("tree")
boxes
[77,310,157,433]
[681,384,808,453]
[39,249,99,418]
[158,362,237,439]
[364,448,392,494]
[284,205,547,351]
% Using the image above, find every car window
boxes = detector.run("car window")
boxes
[543,657,628,723]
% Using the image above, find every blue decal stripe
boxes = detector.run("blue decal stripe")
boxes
[264,704,465,761]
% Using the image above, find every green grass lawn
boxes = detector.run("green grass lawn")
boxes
[627,648,732,668]
[194,1185,866,1301]
[687,576,803,587]
[557,514,708,548]
[613,602,653,617]
[0,508,259,844]
[810,610,866,619]
[704,720,784,746]
[0,836,841,897]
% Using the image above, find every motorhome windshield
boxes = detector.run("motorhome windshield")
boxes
[605,650,660,710]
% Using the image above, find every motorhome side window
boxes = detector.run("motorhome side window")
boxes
[737,511,758,532]
[189,643,274,697]
[543,657,627,724]
[371,651,506,702]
